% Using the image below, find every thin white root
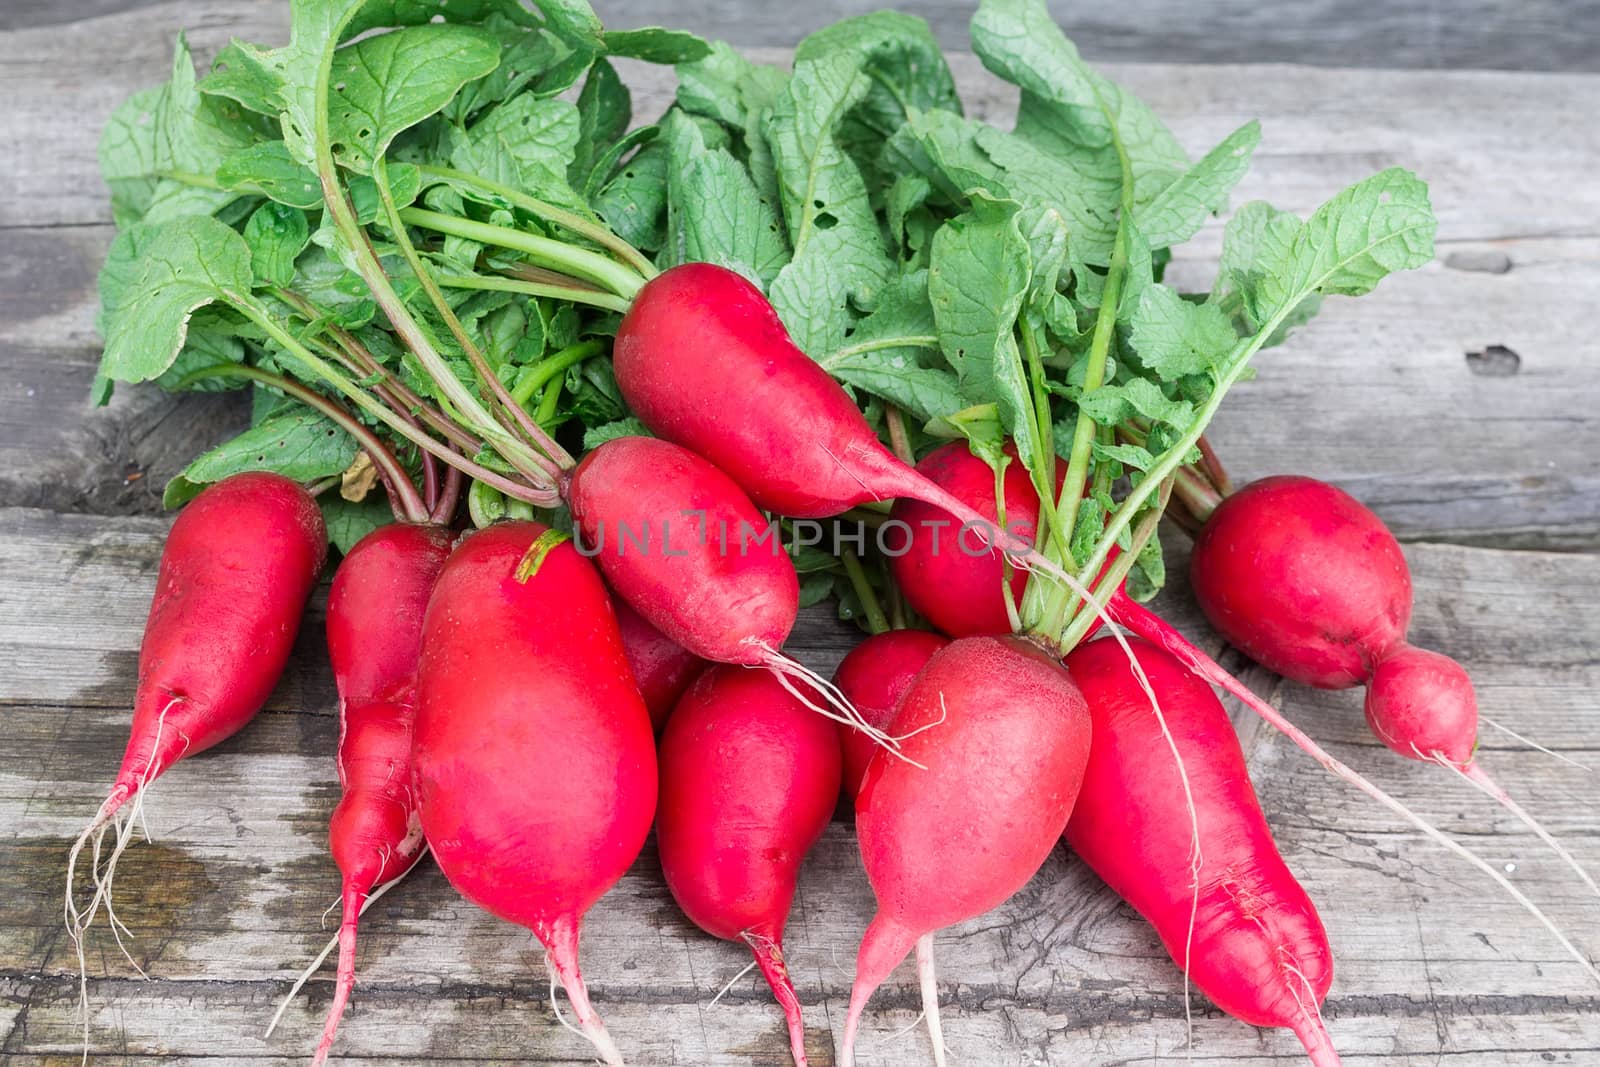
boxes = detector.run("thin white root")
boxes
[264,860,422,1038]
[915,935,947,1067]
[1480,716,1594,773]
[1443,756,1600,902]
[706,959,758,1010]
[760,647,922,767]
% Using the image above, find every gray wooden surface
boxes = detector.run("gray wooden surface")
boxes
[2,2,1599,1065]
[6,0,1600,72]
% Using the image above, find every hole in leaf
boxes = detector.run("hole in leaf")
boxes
[815,211,838,230]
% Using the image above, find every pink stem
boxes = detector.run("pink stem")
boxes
[311,881,364,1067]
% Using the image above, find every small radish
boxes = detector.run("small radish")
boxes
[841,635,1093,1066]
[1188,475,1600,901]
[414,521,657,1065]
[613,598,703,731]
[310,521,453,1065]
[65,472,326,1023]
[656,666,842,1066]
[830,630,948,798]
[612,264,1062,578]
[894,440,1600,982]
[568,435,878,740]
[1066,636,1340,1066]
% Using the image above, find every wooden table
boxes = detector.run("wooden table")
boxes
[4,4,1599,1064]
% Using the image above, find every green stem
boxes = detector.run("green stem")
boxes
[1056,477,1173,652]
[416,164,657,281]
[173,363,429,523]
[536,364,566,425]
[840,548,890,636]
[227,293,558,508]
[435,272,631,315]
[510,341,605,408]
[400,207,645,300]
[818,335,940,370]
[375,159,573,473]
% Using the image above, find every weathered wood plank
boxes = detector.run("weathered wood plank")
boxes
[2,10,1599,542]
[9,0,1600,74]
[3,507,1599,1062]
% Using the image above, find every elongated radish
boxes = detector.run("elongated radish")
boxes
[611,264,1059,576]
[311,521,452,1064]
[656,666,842,1066]
[613,598,703,731]
[895,440,1600,981]
[65,472,325,1030]
[414,521,657,1065]
[842,636,1092,1066]
[1066,636,1340,1066]
[1188,475,1600,900]
[569,435,876,740]
[830,630,948,797]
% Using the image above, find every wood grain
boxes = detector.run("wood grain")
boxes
[3,506,1599,1063]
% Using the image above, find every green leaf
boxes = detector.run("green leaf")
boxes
[595,138,670,251]
[923,404,1008,471]
[154,315,250,393]
[200,41,284,116]
[676,42,786,134]
[1089,439,1154,471]
[244,201,312,287]
[1077,377,1194,429]
[602,27,710,64]
[450,94,582,206]
[181,410,358,485]
[1136,121,1259,249]
[1250,168,1436,325]
[662,112,789,285]
[821,274,956,421]
[927,195,1038,468]
[570,59,630,187]
[582,416,650,449]
[1128,284,1237,380]
[99,215,254,383]
[445,14,566,120]
[321,494,395,555]
[1126,527,1166,601]
[327,24,501,172]
[216,142,323,208]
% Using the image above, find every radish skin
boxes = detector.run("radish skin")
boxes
[612,598,703,732]
[414,521,657,1065]
[65,472,325,1045]
[313,521,452,1064]
[830,630,948,798]
[1066,637,1341,1066]
[656,666,842,1066]
[841,636,1092,1066]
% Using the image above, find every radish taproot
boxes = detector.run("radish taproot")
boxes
[656,666,842,1066]
[568,435,879,740]
[830,630,948,798]
[1066,636,1341,1066]
[613,598,703,731]
[414,521,657,1065]
[65,472,326,1025]
[311,521,453,1064]
[1188,474,1599,900]
[841,635,1093,1066]
[612,264,1063,579]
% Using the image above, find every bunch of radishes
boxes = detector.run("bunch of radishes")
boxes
[68,0,1598,1064]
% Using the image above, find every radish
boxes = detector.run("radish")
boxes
[841,635,1093,1066]
[309,521,453,1064]
[613,598,703,732]
[414,521,657,1065]
[1066,636,1340,1066]
[65,472,325,1022]
[896,440,1600,982]
[612,264,1061,578]
[568,434,879,739]
[656,665,842,1066]
[830,630,948,798]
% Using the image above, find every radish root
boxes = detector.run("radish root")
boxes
[914,933,947,1067]
[544,918,625,1067]
[1443,757,1600,901]
[1480,716,1594,773]
[744,931,810,1067]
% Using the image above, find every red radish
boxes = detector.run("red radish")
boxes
[841,635,1093,1066]
[830,630,948,797]
[1066,636,1340,1066]
[611,264,1061,579]
[414,521,657,1065]
[892,439,1600,981]
[889,442,1047,637]
[568,435,876,740]
[65,472,325,998]
[1188,475,1600,900]
[656,666,842,1066]
[613,598,702,731]
[311,521,453,1065]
